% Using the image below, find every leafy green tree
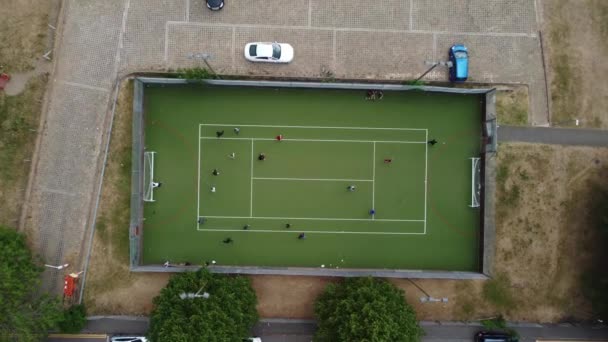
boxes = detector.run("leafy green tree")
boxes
[0,225,62,341]
[148,268,258,342]
[314,277,422,342]
[58,304,87,333]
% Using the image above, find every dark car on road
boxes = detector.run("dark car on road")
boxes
[475,331,518,342]
[206,0,224,10]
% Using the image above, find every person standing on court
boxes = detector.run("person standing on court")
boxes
[347,185,356,192]
[216,130,225,138]
[234,127,240,135]
[258,153,266,161]
[212,169,220,176]
[428,139,438,146]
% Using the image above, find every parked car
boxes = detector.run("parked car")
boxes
[206,0,224,10]
[475,331,518,342]
[243,338,262,342]
[449,44,468,82]
[110,337,148,342]
[244,42,294,63]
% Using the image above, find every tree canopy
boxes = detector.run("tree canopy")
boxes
[148,268,258,342]
[314,277,422,342]
[0,225,62,341]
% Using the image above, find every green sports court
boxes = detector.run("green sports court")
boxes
[136,81,486,272]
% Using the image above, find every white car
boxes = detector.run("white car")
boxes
[244,42,293,63]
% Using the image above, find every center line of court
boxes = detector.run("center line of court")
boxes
[252,177,373,182]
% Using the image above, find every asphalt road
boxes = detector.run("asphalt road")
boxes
[498,126,608,147]
[46,334,107,342]
[76,317,608,342]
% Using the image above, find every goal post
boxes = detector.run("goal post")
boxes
[144,151,156,202]
[470,157,481,208]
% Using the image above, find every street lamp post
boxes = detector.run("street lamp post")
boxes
[44,263,69,270]
[187,53,221,79]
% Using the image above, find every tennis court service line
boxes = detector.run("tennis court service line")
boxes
[200,137,425,144]
[200,123,427,131]
[196,228,426,235]
[252,177,373,182]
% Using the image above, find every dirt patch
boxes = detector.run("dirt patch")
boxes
[84,79,170,315]
[542,0,608,128]
[251,275,337,319]
[0,0,53,72]
[492,143,608,321]
[496,86,529,126]
[0,75,48,227]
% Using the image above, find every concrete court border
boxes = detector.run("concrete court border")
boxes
[130,77,496,280]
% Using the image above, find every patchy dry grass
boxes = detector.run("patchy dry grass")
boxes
[84,80,169,315]
[544,0,608,128]
[496,87,528,126]
[491,144,608,321]
[0,75,48,227]
[0,0,52,72]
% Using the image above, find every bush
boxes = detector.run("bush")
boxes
[177,67,213,80]
[58,304,87,333]
[314,277,422,342]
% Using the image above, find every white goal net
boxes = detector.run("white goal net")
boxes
[144,151,156,202]
[470,157,481,208]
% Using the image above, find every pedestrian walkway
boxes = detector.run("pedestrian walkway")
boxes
[499,126,608,147]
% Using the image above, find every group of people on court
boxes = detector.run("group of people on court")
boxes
[206,126,440,245]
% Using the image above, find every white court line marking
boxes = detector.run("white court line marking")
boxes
[424,129,428,234]
[200,137,425,144]
[197,123,428,235]
[196,125,201,230]
[372,142,376,219]
[199,215,424,222]
[199,123,426,131]
[253,177,373,182]
[196,228,426,235]
[250,139,254,217]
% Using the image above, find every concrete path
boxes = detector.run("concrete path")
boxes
[79,316,608,341]
[499,126,608,147]
[22,0,125,296]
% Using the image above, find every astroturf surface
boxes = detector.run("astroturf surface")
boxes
[141,84,483,271]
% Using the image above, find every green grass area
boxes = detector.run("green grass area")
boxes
[0,75,47,225]
[141,85,483,271]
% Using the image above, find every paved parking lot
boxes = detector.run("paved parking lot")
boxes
[123,0,546,123]
[25,0,548,295]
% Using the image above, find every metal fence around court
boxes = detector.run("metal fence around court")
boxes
[129,77,497,279]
